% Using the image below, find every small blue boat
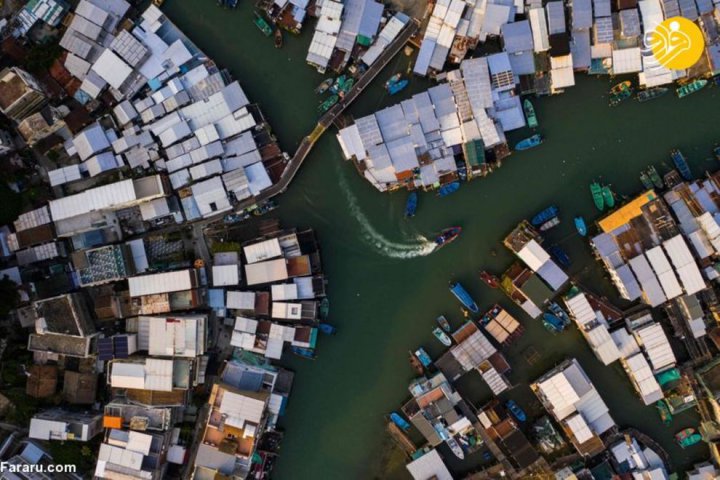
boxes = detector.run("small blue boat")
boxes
[388,79,409,95]
[405,192,418,217]
[574,216,587,236]
[318,323,336,335]
[531,205,559,227]
[291,346,316,359]
[548,245,570,268]
[449,282,479,314]
[415,347,432,367]
[670,149,693,180]
[515,134,543,151]
[542,312,566,333]
[390,412,411,431]
[506,400,527,422]
[438,181,460,197]
[548,302,571,325]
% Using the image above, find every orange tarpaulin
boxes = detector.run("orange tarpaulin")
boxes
[103,416,122,429]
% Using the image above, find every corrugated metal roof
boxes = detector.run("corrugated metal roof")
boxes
[635,322,676,372]
[128,269,194,297]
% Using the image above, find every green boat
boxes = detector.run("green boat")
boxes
[609,81,633,107]
[523,99,538,128]
[340,78,354,95]
[639,171,653,190]
[320,297,329,320]
[656,400,672,425]
[318,94,339,113]
[590,182,604,211]
[677,79,707,98]
[675,428,702,448]
[254,12,273,37]
[647,166,663,189]
[602,185,615,209]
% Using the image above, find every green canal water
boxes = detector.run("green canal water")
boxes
[164,2,720,478]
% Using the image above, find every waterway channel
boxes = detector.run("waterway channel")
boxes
[163,2,720,478]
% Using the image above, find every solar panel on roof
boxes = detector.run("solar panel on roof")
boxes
[98,338,114,361]
[114,336,129,358]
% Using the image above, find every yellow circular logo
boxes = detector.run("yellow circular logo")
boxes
[646,17,705,70]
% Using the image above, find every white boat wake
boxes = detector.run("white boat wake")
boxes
[339,171,436,259]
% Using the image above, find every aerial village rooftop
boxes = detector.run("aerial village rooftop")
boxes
[0,0,718,477]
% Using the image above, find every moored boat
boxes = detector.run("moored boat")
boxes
[446,436,465,459]
[506,400,527,422]
[539,217,560,232]
[434,227,461,249]
[390,412,411,431]
[677,79,707,98]
[515,134,543,151]
[548,302,571,326]
[637,87,668,102]
[405,192,418,217]
[387,79,408,95]
[602,185,615,209]
[639,170,653,189]
[675,428,702,448]
[433,327,452,347]
[590,182,604,211]
[315,78,333,94]
[670,149,693,180]
[253,12,273,36]
[656,400,672,425]
[542,312,566,333]
[523,99,538,128]
[647,165,663,189]
[409,351,424,374]
[449,282,479,314]
[385,73,401,87]
[436,315,451,332]
[329,74,347,94]
[414,347,432,367]
[291,346,316,359]
[609,81,633,106]
[318,323,336,335]
[274,28,283,48]
[480,271,500,288]
[531,205,559,227]
[548,245,570,268]
[438,181,460,197]
[574,216,587,236]
[318,94,339,113]
[714,145,720,161]
[320,297,329,320]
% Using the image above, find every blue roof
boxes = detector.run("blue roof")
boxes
[501,20,534,53]
[208,288,225,308]
[571,29,591,70]
[414,38,436,76]
[571,0,593,29]
[148,78,163,91]
[358,0,384,38]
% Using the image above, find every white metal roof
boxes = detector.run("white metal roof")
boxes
[219,390,266,425]
[128,269,194,297]
[406,449,453,480]
[635,323,677,372]
[244,238,283,264]
[566,413,594,444]
[49,179,137,221]
[245,258,288,286]
[227,291,255,311]
[92,49,133,90]
[212,265,239,287]
[663,235,706,294]
[625,353,663,405]
[586,324,621,365]
[517,239,551,271]
[537,370,581,420]
[565,292,596,327]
